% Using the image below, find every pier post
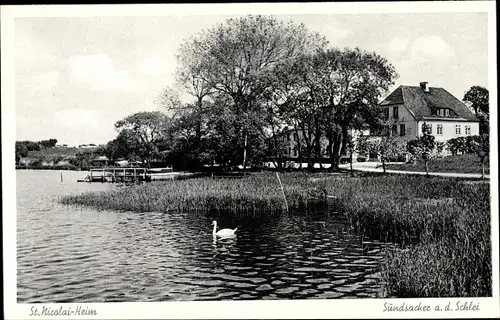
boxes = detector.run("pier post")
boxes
[89,169,93,183]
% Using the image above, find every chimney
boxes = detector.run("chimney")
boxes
[420,82,430,92]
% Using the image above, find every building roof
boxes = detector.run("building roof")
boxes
[94,156,109,161]
[380,85,479,122]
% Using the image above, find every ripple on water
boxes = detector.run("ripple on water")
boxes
[17,170,392,302]
[276,286,300,295]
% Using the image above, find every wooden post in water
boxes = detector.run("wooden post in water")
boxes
[89,169,93,183]
[276,172,289,213]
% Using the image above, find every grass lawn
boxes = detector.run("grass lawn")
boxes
[61,171,491,298]
[385,153,489,174]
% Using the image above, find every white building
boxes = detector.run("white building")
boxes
[378,82,480,141]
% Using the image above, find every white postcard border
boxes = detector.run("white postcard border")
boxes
[2,2,498,319]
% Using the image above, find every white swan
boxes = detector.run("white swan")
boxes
[212,220,237,237]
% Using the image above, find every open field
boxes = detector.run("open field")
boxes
[61,172,491,297]
[385,154,489,174]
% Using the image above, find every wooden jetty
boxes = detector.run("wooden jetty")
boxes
[78,167,153,183]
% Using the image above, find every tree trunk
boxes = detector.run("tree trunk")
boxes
[329,131,343,171]
[314,118,322,170]
[382,159,386,174]
[425,160,429,176]
[482,162,485,180]
[242,132,248,170]
[349,153,354,176]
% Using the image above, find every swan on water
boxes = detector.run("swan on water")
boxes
[212,220,237,237]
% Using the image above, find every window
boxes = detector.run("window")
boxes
[465,125,471,135]
[293,133,298,141]
[437,124,443,135]
[445,109,450,117]
[384,108,389,120]
[287,133,290,141]
[455,124,461,135]
[391,125,398,136]
[437,109,443,116]
[393,107,399,119]
[422,123,432,134]
[399,124,406,136]
[293,147,298,157]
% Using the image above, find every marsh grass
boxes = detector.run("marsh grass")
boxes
[61,172,328,216]
[61,172,491,297]
[324,175,491,297]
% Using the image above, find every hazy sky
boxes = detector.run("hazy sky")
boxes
[15,12,489,146]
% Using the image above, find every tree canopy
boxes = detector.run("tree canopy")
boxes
[114,111,171,166]
[100,15,400,171]
[463,86,489,134]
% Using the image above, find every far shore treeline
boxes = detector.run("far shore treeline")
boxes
[16,15,490,172]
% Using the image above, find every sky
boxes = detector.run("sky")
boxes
[14,12,489,146]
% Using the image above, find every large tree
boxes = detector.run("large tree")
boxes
[114,111,170,167]
[105,129,142,162]
[309,47,398,170]
[267,47,397,170]
[175,15,326,169]
[463,86,489,134]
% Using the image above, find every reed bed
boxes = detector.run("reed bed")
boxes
[61,172,491,297]
[324,175,491,297]
[61,172,328,216]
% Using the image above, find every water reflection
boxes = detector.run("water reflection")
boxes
[17,170,392,303]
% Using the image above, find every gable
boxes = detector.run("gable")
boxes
[380,86,404,106]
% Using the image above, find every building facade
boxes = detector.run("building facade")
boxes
[377,82,479,142]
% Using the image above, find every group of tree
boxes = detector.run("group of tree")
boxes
[98,15,489,174]
[144,15,398,171]
[15,139,58,164]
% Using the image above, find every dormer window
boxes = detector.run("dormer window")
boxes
[436,108,451,117]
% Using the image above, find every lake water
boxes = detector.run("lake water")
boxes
[17,170,393,302]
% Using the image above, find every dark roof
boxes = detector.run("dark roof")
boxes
[380,85,479,122]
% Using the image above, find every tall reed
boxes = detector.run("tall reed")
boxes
[61,172,327,217]
[323,175,491,297]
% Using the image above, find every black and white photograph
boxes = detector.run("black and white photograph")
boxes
[2,2,499,319]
